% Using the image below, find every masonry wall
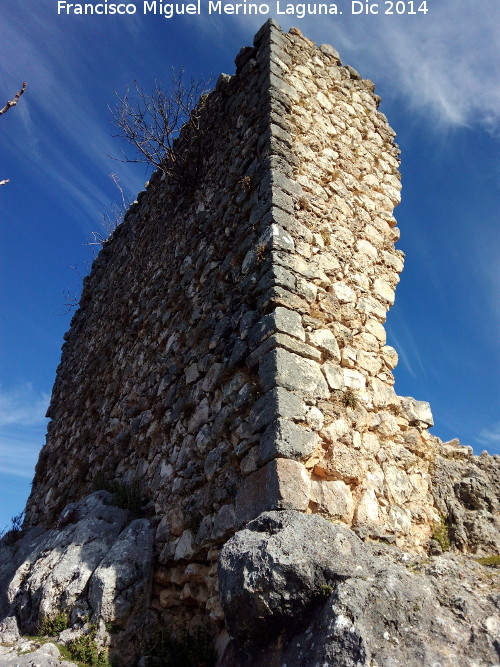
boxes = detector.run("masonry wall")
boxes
[26,24,282,627]
[26,21,483,637]
[233,24,440,542]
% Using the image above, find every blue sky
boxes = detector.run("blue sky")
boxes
[1,0,499,530]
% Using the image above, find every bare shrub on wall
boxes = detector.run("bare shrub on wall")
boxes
[111,69,211,186]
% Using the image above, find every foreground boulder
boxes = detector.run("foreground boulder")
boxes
[0,491,153,664]
[218,511,500,667]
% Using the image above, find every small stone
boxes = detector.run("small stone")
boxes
[323,363,344,390]
[331,282,356,303]
[381,345,398,369]
[400,397,434,427]
[174,530,195,560]
[185,363,199,384]
[307,329,341,361]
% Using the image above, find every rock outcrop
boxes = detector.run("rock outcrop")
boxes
[431,440,500,554]
[0,492,153,664]
[0,641,78,666]
[218,511,500,667]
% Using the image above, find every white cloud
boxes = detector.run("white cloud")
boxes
[0,432,40,478]
[265,0,500,133]
[0,2,143,231]
[477,421,500,454]
[0,385,48,478]
[0,384,50,428]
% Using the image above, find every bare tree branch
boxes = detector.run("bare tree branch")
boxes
[110,70,211,186]
[1,83,27,185]
[0,82,27,115]
[83,174,131,248]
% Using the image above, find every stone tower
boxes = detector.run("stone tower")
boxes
[7,19,497,664]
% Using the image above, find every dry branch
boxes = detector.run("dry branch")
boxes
[1,83,27,185]
[111,70,211,185]
[0,82,27,115]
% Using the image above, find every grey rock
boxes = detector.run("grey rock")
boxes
[218,511,369,642]
[260,418,318,463]
[247,332,321,367]
[259,348,329,398]
[235,460,310,526]
[218,511,500,667]
[88,518,153,624]
[256,264,296,294]
[248,307,305,349]
[0,642,78,666]
[212,504,236,541]
[431,447,500,554]
[0,492,152,637]
[0,615,20,643]
[250,386,307,432]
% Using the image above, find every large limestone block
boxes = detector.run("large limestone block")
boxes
[260,418,318,463]
[400,397,434,427]
[235,459,311,525]
[250,386,307,432]
[249,307,306,348]
[259,347,329,398]
[0,492,152,636]
[218,511,500,667]
[218,511,369,643]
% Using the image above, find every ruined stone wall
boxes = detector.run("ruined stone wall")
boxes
[24,20,499,640]
[235,25,439,546]
[225,24,440,554]
[26,23,285,627]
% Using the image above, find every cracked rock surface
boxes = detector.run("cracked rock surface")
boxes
[218,510,500,667]
[0,492,153,665]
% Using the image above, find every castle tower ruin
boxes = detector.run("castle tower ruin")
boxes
[12,20,499,660]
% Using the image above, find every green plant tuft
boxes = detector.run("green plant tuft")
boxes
[38,611,69,637]
[342,388,358,409]
[255,242,267,263]
[92,476,143,513]
[432,515,451,552]
[105,622,123,635]
[0,511,25,545]
[475,555,500,567]
[65,626,110,667]
[110,480,142,511]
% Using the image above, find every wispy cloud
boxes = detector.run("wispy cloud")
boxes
[386,315,427,380]
[274,1,500,133]
[0,384,48,478]
[477,420,500,452]
[0,384,49,427]
[0,1,143,230]
[0,432,42,478]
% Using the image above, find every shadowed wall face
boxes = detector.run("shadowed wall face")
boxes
[25,21,464,633]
